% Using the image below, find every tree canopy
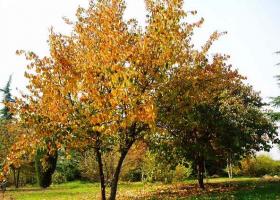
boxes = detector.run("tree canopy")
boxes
[0,0,278,198]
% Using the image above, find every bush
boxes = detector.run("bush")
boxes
[52,171,67,184]
[142,151,192,183]
[56,152,80,181]
[173,163,192,182]
[235,155,280,177]
[121,168,142,182]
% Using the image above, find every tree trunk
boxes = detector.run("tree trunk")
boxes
[229,158,233,179]
[12,168,16,188]
[95,144,106,200]
[204,160,208,182]
[197,159,205,189]
[227,154,233,179]
[109,150,128,200]
[227,158,230,178]
[16,168,20,188]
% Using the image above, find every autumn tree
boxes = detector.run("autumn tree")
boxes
[8,103,66,188]
[11,0,208,199]
[0,75,21,188]
[157,54,278,189]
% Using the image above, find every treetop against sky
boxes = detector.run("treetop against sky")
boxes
[0,0,280,159]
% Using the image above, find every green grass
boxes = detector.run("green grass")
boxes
[187,181,280,200]
[4,177,280,200]
[7,181,101,200]
[6,181,158,200]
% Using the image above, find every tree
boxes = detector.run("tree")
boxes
[35,148,58,188]
[12,0,206,199]
[0,75,14,120]
[156,54,278,189]
[271,51,280,113]
[0,75,22,188]
[0,76,14,182]
[270,50,280,150]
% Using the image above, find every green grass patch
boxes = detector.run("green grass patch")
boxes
[4,177,280,200]
[187,181,280,200]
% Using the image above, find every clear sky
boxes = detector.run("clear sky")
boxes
[0,0,280,159]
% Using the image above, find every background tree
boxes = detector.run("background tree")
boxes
[276,51,280,66]
[0,75,14,120]
[157,54,278,189]
[270,50,280,151]
[0,75,21,188]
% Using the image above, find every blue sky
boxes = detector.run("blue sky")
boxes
[0,0,280,159]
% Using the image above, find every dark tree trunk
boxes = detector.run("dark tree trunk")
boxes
[95,140,106,200]
[12,168,16,188]
[12,167,20,188]
[16,168,20,188]
[109,150,128,200]
[197,159,205,189]
[109,123,139,200]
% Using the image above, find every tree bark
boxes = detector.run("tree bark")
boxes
[227,154,233,179]
[95,138,106,200]
[16,168,20,188]
[12,168,16,188]
[109,123,139,200]
[229,158,233,179]
[227,158,230,178]
[109,150,128,200]
[197,159,205,189]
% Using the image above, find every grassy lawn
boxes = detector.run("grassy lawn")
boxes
[5,181,159,200]
[187,181,280,200]
[3,177,280,200]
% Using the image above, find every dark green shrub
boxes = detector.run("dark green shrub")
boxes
[35,148,58,188]
[121,168,142,182]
